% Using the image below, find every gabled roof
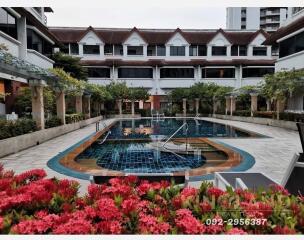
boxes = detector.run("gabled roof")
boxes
[207,28,232,44]
[78,26,105,43]
[165,28,191,44]
[49,27,269,46]
[263,15,304,45]
[122,27,148,44]
[247,29,269,44]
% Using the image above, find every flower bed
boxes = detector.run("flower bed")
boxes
[0,166,303,234]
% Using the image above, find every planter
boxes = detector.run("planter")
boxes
[0,116,103,158]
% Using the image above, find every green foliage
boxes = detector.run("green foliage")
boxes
[49,68,86,96]
[106,82,129,100]
[262,70,304,101]
[128,87,150,101]
[169,88,190,102]
[0,118,37,140]
[45,117,62,129]
[14,87,56,117]
[65,113,84,124]
[51,52,88,80]
[85,83,112,102]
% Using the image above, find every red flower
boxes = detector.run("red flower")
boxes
[200,201,212,213]
[121,198,139,215]
[270,184,289,196]
[96,220,122,234]
[53,218,93,234]
[14,169,46,185]
[138,213,170,234]
[227,228,248,235]
[175,209,205,234]
[205,215,224,234]
[273,226,296,234]
[96,198,122,221]
[0,216,3,230]
[206,187,224,199]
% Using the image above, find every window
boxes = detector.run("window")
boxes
[127,46,143,55]
[212,46,227,56]
[70,43,79,55]
[198,45,207,56]
[104,44,113,55]
[242,67,274,78]
[252,47,267,56]
[87,68,110,78]
[0,8,17,39]
[114,45,123,55]
[189,45,197,56]
[160,68,194,78]
[147,45,155,56]
[157,45,166,56]
[118,68,153,78]
[27,29,53,56]
[60,43,69,54]
[170,46,185,56]
[231,45,247,56]
[279,31,304,58]
[202,68,235,78]
[83,45,100,54]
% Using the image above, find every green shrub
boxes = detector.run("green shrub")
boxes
[233,110,251,117]
[0,118,36,140]
[45,117,62,129]
[65,113,84,124]
[136,109,151,117]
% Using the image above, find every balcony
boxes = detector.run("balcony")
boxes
[26,49,54,69]
[0,31,20,57]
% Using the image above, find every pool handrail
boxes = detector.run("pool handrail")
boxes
[162,122,188,148]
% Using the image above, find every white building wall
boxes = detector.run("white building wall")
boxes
[246,8,260,29]
[226,8,241,29]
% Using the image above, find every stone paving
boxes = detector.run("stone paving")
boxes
[0,117,301,193]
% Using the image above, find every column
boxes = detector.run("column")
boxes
[276,99,285,120]
[131,100,135,116]
[195,98,200,115]
[84,95,91,119]
[183,98,187,116]
[212,96,218,115]
[17,16,27,59]
[225,96,231,115]
[117,99,122,116]
[266,99,271,111]
[29,80,45,130]
[230,96,236,116]
[250,93,258,117]
[75,94,83,114]
[56,91,66,125]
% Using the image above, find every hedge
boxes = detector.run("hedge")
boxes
[0,166,303,234]
[0,118,36,140]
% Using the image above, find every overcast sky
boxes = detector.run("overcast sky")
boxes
[47,5,227,29]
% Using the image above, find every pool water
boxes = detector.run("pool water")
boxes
[77,140,207,173]
[108,118,259,140]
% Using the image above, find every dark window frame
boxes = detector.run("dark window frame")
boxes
[83,44,100,55]
[160,68,194,78]
[127,46,144,56]
[212,46,227,56]
[0,8,17,40]
[202,68,235,78]
[279,31,304,58]
[242,67,274,78]
[118,68,153,78]
[252,46,267,56]
[170,46,186,56]
[70,43,79,55]
[87,67,111,78]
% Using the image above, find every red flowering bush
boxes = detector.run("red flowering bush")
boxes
[0,165,304,235]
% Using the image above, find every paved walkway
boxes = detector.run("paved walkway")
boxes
[0,119,115,194]
[0,117,301,193]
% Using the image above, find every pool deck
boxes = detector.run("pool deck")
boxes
[0,117,301,194]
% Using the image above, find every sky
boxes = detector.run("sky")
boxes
[46,4,227,29]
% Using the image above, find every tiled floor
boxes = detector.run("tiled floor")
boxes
[0,117,301,193]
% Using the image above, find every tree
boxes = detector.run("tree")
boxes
[169,88,190,102]
[262,70,304,119]
[128,88,150,102]
[106,82,129,100]
[51,52,88,80]
[14,87,56,117]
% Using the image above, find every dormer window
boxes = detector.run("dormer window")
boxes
[212,46,227,56]
[252,46,267,56]
[83,45,100,55]
[127,46,143,56]
[170,46,185,56]
[147,45,166,56]
[190,45,207,56]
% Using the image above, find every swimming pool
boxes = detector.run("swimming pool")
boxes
[48,118,256,180]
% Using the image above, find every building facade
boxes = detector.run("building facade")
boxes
[0,7,58,115]
[50,27,275,110]
[226,7,288,32]
[264,7,304,111]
